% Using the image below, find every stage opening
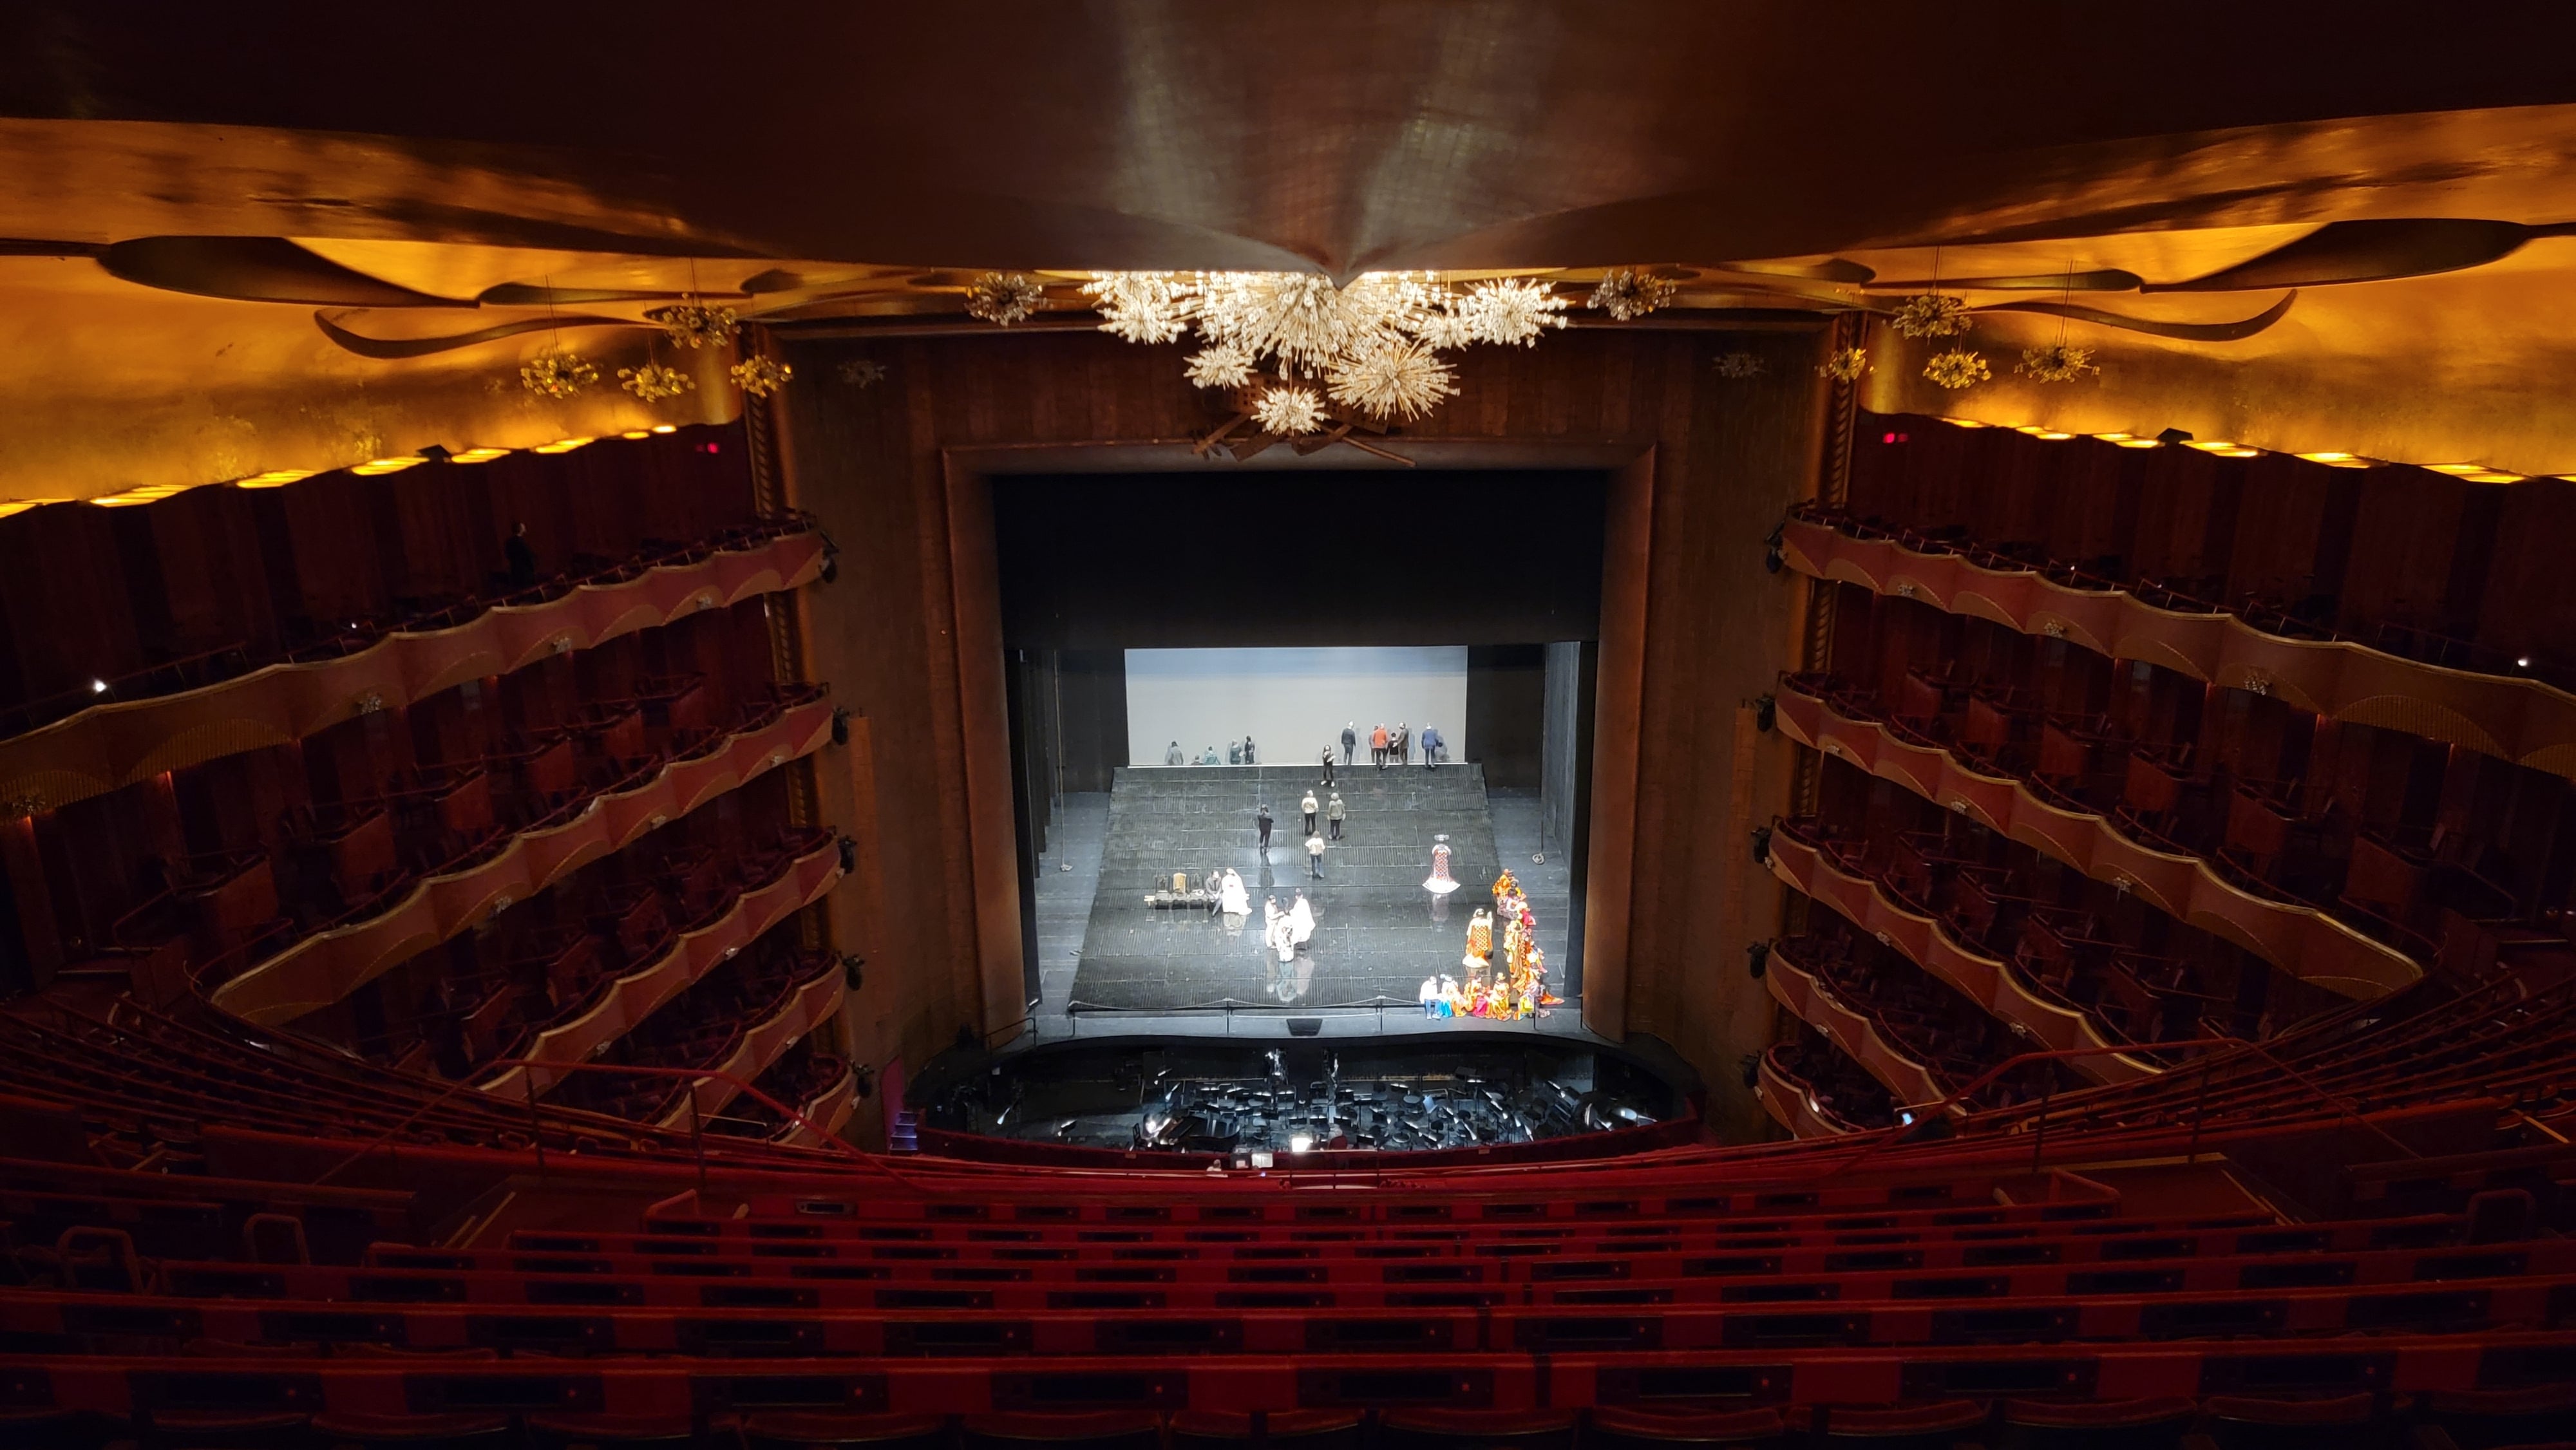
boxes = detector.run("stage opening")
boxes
[992,469,1609,1038]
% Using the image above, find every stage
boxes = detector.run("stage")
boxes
[1065,763,1560,1013]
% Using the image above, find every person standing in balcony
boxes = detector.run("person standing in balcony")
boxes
[1165,740,1184,766]
[504,522,538,591]
[1242,735,1256,765]
[1318,745,1336,787]
[1341,722,1358,766]
[1372,723,1389,769]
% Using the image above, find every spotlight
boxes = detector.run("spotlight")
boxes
[2518,656,2533,669]
[1747,941,1769,979]
[90,678,108,695]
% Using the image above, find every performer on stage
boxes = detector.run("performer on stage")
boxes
[1326,792,1346,840]
[1288,893,1315,950]
[1256,803,1273,852]
[1423,834,1459,894]
[1219,869,1250,921]
[1300,790,1320,837]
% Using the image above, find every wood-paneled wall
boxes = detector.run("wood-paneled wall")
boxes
[775,326,1825,1140]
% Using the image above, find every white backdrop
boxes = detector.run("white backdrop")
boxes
[1126,647,1469,767]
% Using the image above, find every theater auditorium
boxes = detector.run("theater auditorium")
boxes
[1,7,2575,1448]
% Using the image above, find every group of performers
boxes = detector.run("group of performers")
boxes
[1419,867,1558,1020]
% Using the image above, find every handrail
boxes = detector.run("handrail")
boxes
[310,1055,914,1190]
[1811,1031,2429,1185]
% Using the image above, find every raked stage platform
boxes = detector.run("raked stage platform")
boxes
[1066,763,1543,1013]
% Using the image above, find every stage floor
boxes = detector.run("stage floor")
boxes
[1066,764,1549,1012]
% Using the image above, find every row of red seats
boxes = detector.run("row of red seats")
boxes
[1826,413,2576,693]
[0,425,773,740]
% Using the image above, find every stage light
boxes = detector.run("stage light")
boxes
[90,678,108,694]
[621,429,653,440]
[2031,431,2074,441]
[2014,426,2072,440]
[2518,656,2533,668]
[1941,417,1987,428]
[2212,447,2260,458]
[531,437,595,455]
[2464,471,2523,483]
[2297,451,2354,463]
[448,447,511,464]
[2112,438,2163,449]
[650,424,677,433]
[2426,463,2486,475]
[352,457,426,475]
[2092,433,2134,442]
[2182,439,2237,452]
[1289,1133,1314,1154]
[236,469,313,489]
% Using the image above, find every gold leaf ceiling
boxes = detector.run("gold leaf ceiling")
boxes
[5,1,2576,498]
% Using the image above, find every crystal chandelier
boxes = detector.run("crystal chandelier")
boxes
[1072,271,1569,424]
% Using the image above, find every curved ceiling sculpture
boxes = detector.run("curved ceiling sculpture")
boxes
[5,1,2576,497]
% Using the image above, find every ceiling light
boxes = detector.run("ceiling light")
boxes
[2297,451,2353,463]
[2112,438,2164,449]
[448,447,511,464]
[531,438,595,455]
[2030,431,2074,441]
[2426,463,2486,475]
[2181,440,2239,453]
[2212,447,2260,458]
[2463,470,2523,483]
[1942,417,1989,428]
[2091,433,2133,442]
[352,457,426,475]
[235,469,313,489]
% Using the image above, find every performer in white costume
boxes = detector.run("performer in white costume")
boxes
[1220,869,1250,921]
[1423,834,1460,894]
[1288,892,1315,948]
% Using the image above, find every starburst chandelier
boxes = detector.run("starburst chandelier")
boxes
[1068,270,1569,424]
[618,361,694,402]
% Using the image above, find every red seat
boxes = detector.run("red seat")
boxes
[1589,1405,1789,1449]
[961,1411,1163,1450]
[1379,1408,1579,1450]
[734,1411,952,1450]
